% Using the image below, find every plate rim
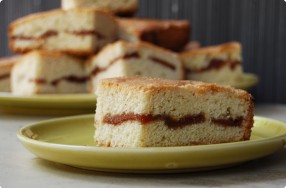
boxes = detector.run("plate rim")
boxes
[0,93,96,109]
[0,93,96,102]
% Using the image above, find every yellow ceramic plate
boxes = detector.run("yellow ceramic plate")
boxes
[0,93,96,115]
[17,115,286,173]
[232,73,259,90]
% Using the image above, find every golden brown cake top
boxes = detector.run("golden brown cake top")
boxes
[180,42,241,57]
[99,76,251,97]
[20,50,65,58]
[118,18,190,32]
[119,40,175,53]
[16,50,84,65]
[61,0,138,16]
[9,8,113,30]
[0,56,20,70]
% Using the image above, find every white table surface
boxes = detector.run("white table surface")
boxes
[1,104,286,188]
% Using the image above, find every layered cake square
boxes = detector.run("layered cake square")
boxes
[9,9,117,55]
[11,51,87,95]
[94,77,254,147]
[61,0,138,17]
[118,18,190,51]
[86,41,184,92]
[180,42,243,85]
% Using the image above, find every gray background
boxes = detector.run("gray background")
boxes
[0,0,285,103]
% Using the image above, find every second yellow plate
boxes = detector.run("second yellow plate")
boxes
[0,94,96,115]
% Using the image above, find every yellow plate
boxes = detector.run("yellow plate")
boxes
[0,94,96,115]
[232,73,259,90]
[17,115,286,173]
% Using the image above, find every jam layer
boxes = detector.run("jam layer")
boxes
[151,57,176,70]
[211,117,243,127]
[12,30,58,40]
[103,113,244,129]
[91,52,176,77]
[103,112,205,129]
[30,75,87,86]
[91,52,140,77]
[0,73,10,80]
[66,30,104,39]
[12,30,103,40]
[186,59,241,74]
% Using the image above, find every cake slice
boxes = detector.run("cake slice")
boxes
[0,56,20,92]
[86,41,184,93]
[180,42,243,85]
[95,77,254,147]
[118,18,190,51]
[9,9,117,55]
[61,0,138,17]
[11,51,87,95]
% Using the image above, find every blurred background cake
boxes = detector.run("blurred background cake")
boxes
[9,8,117,55]
[86,41,184,92]
[11,51,86,95]
[181,42,243,86]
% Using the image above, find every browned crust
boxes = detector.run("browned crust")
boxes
[17,50,85,66]
[182,41,201,52]
[119,18,190,32]
[126,41,181,61]
[97,6,137,17]
[181,60,187,80]
[114,9,137,17]
[243,95,254,140]
[9,8,112,31]
[0,56,21,77]
[61,0,138,17]
[99,77,251,98]
[119,18,191,51]
[9,9,65,31]
[180,42,241,58]
[107,0,138,15]
[0,56,20,68]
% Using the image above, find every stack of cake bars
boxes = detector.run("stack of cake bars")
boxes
[1,0,245,95]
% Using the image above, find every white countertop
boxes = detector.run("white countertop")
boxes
[1,104,286,188]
